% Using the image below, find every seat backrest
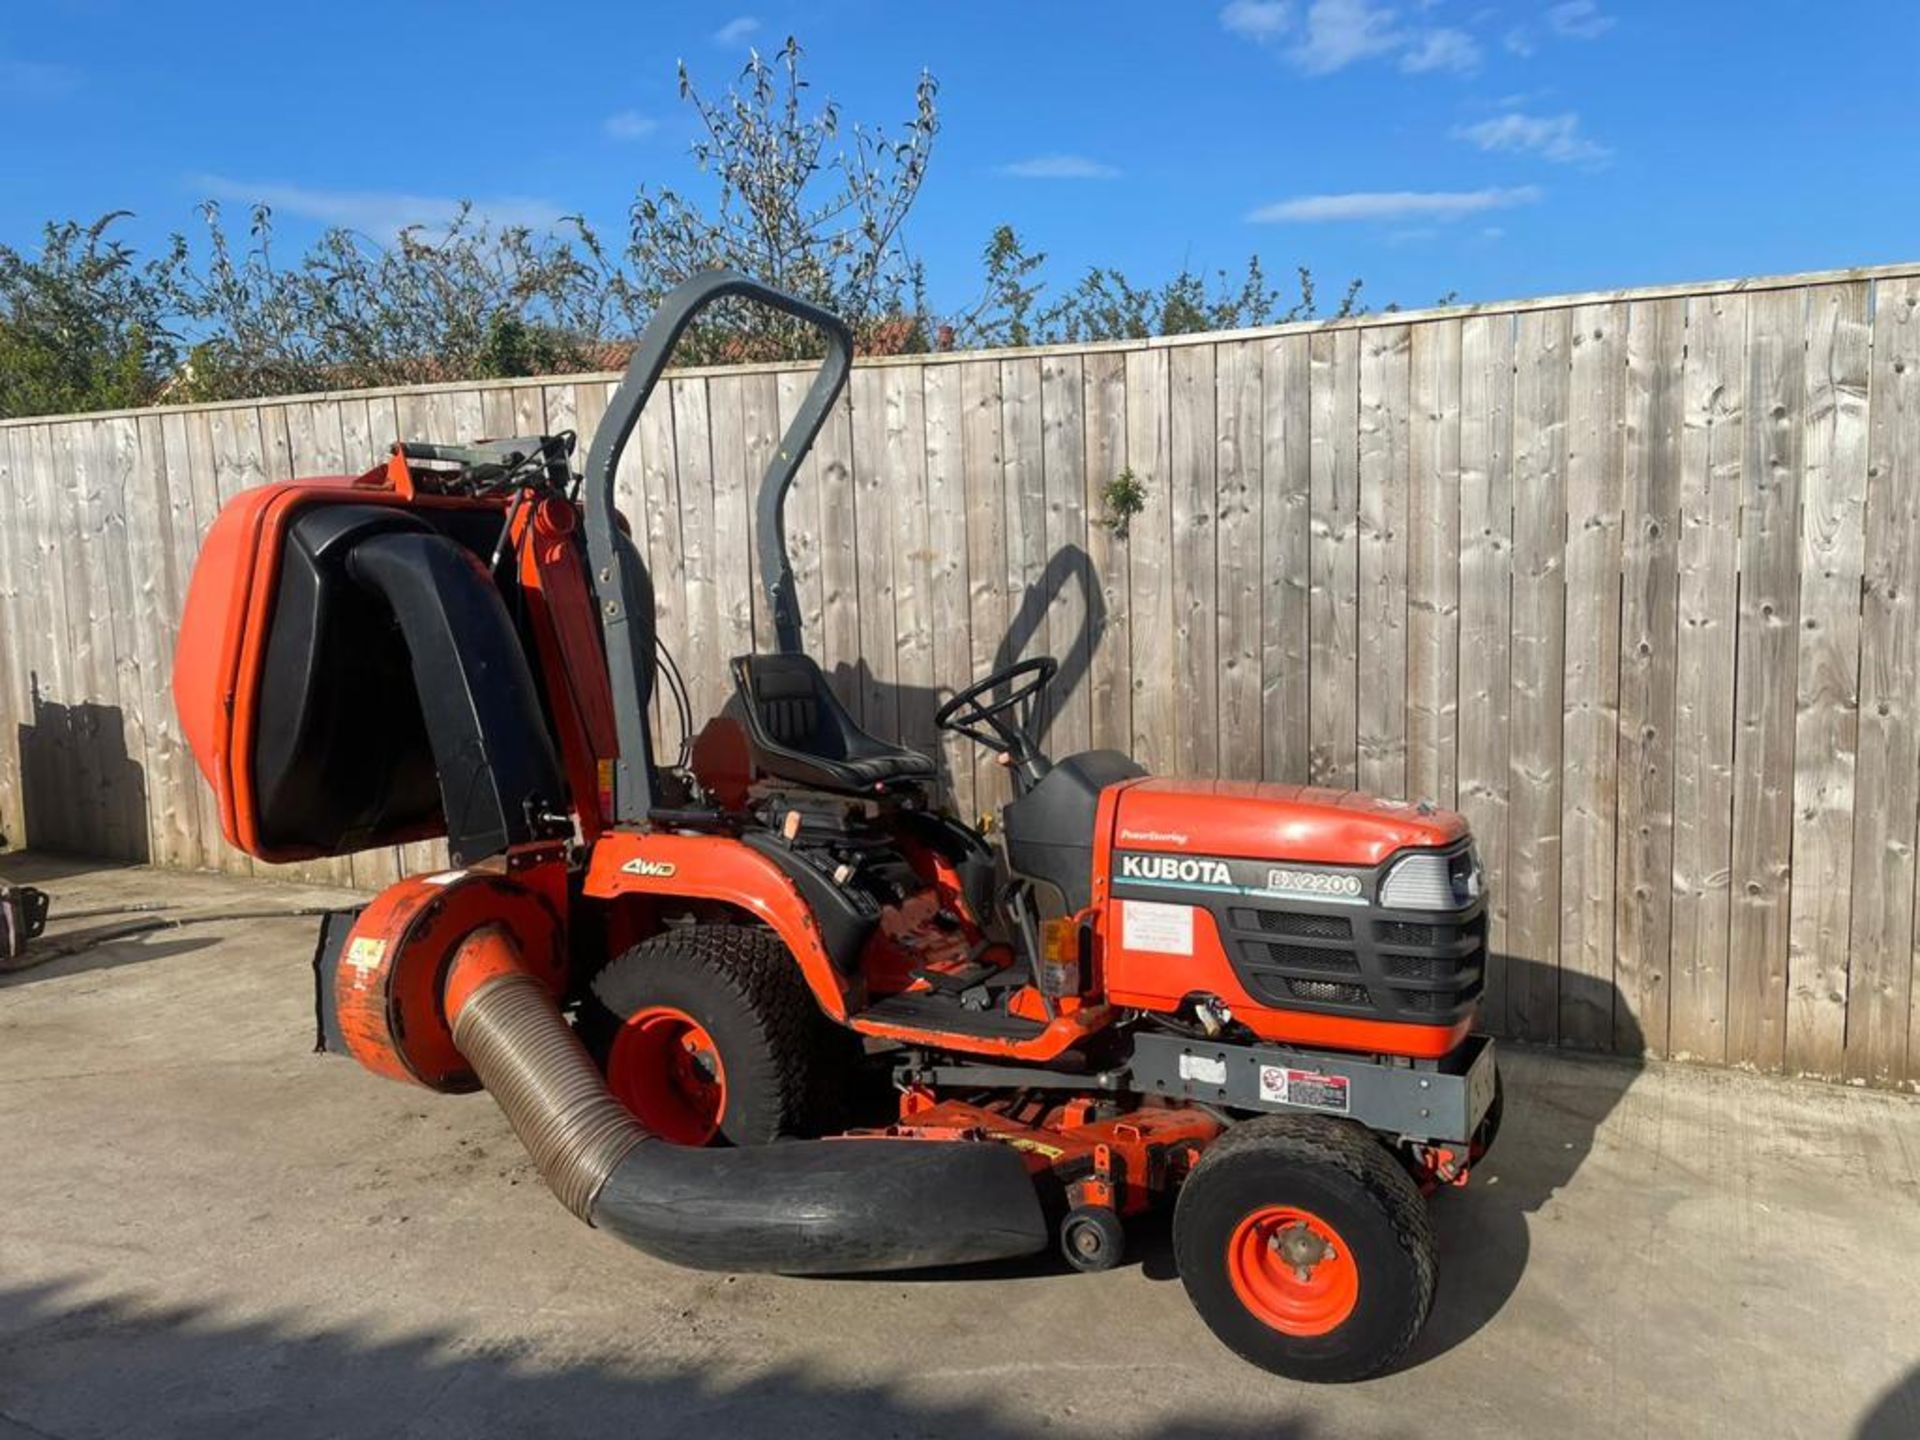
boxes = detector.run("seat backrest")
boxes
[732,654,851,761]
[753,661,825,749]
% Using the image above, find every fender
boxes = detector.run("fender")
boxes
[584,832,857,1020]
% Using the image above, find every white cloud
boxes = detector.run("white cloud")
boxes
[1220,0,1292,40]
[603,110,657,141]
[191,176,566,237]
[1225,0,1480,77]
[1291,0,1403,73]
[1400,27,1480,73]
[1249,185,1542,222]
[1503,27,1536,56]
[997,154,1122,180]
[1547,0,1614,39]
[713,15,761,44]
[1454,110,1609,165]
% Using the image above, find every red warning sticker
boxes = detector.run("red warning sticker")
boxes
[1283,1069,1351,1113]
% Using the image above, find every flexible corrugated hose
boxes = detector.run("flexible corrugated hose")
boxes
[448,970,649,1221]
[439,923,1049,1273]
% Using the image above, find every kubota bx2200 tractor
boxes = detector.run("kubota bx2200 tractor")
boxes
[175,273,1500,1381]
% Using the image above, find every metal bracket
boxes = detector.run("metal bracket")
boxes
[1128,1030,1498,1144]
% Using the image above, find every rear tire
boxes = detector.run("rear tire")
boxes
[583,924,822,1146]
[1173,1114,1437,1382]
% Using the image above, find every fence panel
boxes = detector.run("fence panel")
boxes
[6,263,1920,1086]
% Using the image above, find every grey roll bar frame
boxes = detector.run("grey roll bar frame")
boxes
[581,270,855,824]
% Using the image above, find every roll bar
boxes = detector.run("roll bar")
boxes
[582,270,855,823]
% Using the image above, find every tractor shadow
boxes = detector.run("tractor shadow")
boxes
[1125,956,1646,1373]
[1402,958,1646,1366]
[0,1275,1315,1440]
[1856,1363,1920,1440]
[840,962,1645,1379]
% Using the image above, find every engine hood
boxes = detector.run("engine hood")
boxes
[1109,778,1468,868]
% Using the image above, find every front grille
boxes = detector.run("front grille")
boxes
[1232,908,1353,940]
[1221,847,1486,1029]
[1384,952,1459,982]
[1391,984,1480,1014]
[1287,978,1371,1006]
[1249,941,1360,974]
[1376,919,1442,946]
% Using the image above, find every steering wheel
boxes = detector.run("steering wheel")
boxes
[935,656,1058,756]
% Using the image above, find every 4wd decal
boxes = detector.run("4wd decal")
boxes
[620,857,678,879]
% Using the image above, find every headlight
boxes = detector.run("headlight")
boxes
[1379,848,1480,910]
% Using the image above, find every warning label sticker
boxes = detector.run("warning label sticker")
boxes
[1006,1136,1066,1160]
[1284,1069,1351,1113]
[1258,1064,1288,1104]
[1120,899,1194,955]
[343,936,387,990]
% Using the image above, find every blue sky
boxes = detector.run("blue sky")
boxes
[3,1,1916,316]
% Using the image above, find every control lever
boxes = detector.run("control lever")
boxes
[1001,878,1055,1021]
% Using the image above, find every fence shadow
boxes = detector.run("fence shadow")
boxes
[826,543,1106,802]
[0,850,137,886]
[16,674,149,862]
[0,1276,1312,1440]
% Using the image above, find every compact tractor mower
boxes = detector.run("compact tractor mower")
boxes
[174,272,1500,1382]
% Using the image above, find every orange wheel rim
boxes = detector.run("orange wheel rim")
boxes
[1226,1205,1359,1337]
[607,1005,727,1145]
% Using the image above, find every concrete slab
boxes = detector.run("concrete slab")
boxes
[1,855,1915,1439]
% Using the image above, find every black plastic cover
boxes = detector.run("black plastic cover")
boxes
[1001,749,1146,911]
[251,504,566,863]
[345,531,567,862]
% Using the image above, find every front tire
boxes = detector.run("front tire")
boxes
[583,924,821,1146]
[1173,1114,1437,1382]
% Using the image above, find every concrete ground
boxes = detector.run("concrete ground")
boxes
[0,854,1915,1440]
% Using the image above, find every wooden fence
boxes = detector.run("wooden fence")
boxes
[2,263,1918,1087]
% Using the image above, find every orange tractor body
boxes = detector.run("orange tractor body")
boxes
[175,273,1499,1381]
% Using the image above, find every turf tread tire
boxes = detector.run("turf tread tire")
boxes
[1174,1113,1437,1382]
[584,925,821,1145]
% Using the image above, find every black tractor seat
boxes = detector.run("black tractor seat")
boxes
[730,653,937,794]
